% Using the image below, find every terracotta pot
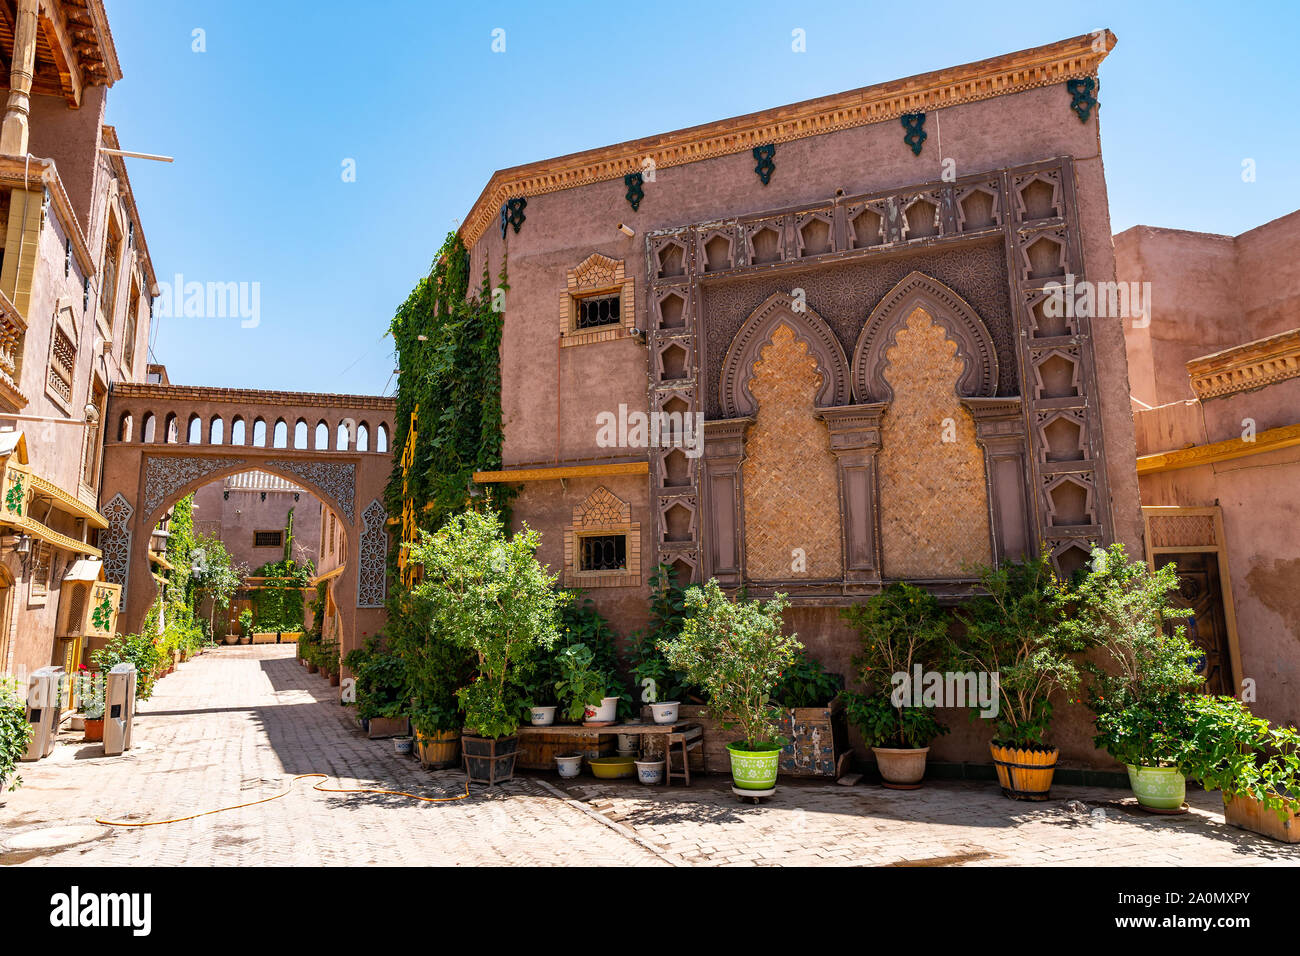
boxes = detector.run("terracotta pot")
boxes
[990,743,1059,801]
[306,662,318,674]
[84,718,104,742]
[871,746,929,789]
[329,672,340,687]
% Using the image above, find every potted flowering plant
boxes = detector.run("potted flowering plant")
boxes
[842,583,949,789]
[554,643,618,726]
[661,579,801,793]
[80,674,106,743]
[410,509,562,785]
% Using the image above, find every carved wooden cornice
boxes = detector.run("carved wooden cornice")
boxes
[457,32,1115,247]
[1136,422,1300,475]
[1186,328,1300,400]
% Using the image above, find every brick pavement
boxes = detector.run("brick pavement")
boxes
[3,645,1297,867]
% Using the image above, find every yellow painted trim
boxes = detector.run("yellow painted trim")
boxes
[311,565,346,585]
[473,461,650,483]
[148,552,173,571]
[25,471,109,529]
[2,515,101,558]
[1135,423,1300,475]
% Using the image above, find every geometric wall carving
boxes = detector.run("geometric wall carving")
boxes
[99,492,134,610]
[266,459,356,522]
[357,498,388,608]
[721,292,850,418]
[854,271,998,403]
[143,455,247,518]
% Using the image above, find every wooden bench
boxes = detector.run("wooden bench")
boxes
[516,721,703,786]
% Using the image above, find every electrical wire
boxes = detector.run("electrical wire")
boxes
[94,772,470,827]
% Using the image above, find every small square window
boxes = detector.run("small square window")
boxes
[580,534,626,572]
[253,530,282,548]
[576,293,621,330]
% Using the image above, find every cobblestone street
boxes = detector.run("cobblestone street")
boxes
[3,646,1297,867]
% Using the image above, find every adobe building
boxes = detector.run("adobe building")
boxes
[192,469,324,572]
[1120,209,1300,732]
[462,32,1143,767]
[0,1,155,679]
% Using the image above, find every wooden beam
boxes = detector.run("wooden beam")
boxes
[39,8,82,107]
[473,461,649,483]
[1136,422,1300,475]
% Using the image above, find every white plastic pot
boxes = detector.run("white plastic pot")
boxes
[617,733,641,752]
[583,697,619,724]
[635,759,665,785]
[393,736,413,755]
[529,705,557,726]
[555,754,583,779]
[650,701,680,724]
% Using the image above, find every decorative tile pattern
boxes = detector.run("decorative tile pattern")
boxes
[877,308,991,577]
[357,498,388,608]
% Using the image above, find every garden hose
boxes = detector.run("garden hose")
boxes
[94,773,470,827]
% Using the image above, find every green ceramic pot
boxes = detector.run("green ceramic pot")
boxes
[1126,764,1186,810]
[727,742,781,791]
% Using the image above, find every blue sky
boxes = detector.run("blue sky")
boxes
[104,0,1299,396]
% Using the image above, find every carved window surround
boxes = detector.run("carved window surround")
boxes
[559,253,636,348]
[563,486,642,588]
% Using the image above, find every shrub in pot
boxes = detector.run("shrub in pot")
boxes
[344,636,410,737]
[951,551,1083,800]
[1,677,33,791]
[79,674,106,743]
[630,564,701,715]
[409,509,562,786]
[842,583,948,789]
[1179,694,1300,840]
[661,579,801,793]
[1066,544,1201,811]
[555,643,617,726]
[238,610,254,645]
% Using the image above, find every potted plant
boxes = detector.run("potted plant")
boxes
[409,509,562,786]
[1065,544,1201,811]
[238,610,253,645]
[555,644,617,726]
[344,637,410,738]
[1180,694,1300,842]
[950,551,1083,800]
[80,676,106,743]
[661,579,802,794]
[1,677,33,793]
[842,583,949,789]
[411,699,463,769]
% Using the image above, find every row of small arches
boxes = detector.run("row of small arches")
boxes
[115,411,390,453]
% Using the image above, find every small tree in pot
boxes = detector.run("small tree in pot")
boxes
[1063,544,1201,811]
[841,583,949,789]
[951,551,1082,800]
[410,509,562,785]
[661,579,801,794]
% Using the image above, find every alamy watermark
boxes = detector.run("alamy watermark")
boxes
[595,403,705,458]
[891,665,1000,719]
[155,273,261,329]
[1041,273,1151,328]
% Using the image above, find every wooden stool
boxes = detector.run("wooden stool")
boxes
[665,725,703,786]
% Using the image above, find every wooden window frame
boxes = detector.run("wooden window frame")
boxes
[559,253,635,347]
[253,529,283,549]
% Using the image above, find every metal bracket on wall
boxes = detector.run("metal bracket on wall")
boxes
[901,113,927,156]
[624,171,644,211]
[499,196,527,238]
[752,144,776,185]
[1066,77,1098,123]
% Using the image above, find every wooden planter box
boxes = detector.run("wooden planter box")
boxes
[279,632,302,643]
[1224,792,1299,843]
[368,716,410,739]
[251,631,279,645]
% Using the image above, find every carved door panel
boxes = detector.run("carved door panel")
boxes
[1155,553,1232,696]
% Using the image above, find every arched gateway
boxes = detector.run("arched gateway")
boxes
[101,384,395,663]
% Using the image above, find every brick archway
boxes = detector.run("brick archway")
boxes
[101,384,395,663]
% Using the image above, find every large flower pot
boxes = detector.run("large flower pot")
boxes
[306,662,318,674]
[83,718,104,742]
[415,729,461,769]
[462,734,519,785]
[582,697,619,726]
[990,743,1059,801]
[727,742,781,791]
[1127,764,1186,811]
[871,746,929,790]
